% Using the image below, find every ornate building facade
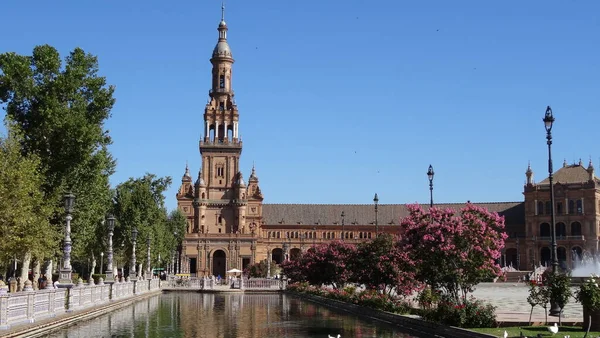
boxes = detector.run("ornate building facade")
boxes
[176,7,600,277]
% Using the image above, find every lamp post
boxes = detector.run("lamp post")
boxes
[341,211,345,241]
[131,227,138,281]
[544,106,561,316]
[427,165,435,208]
[373,193,379,236]
[312,227,316,247]
[100,252,104,275]
[59,192,75,285]
[147,236,151,280]
[105,214,115,281]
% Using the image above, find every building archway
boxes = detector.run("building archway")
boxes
[557,247,567,269]
[540,247,551,267]
[212,250,226,278]
[272,248,283,264]
[505,248,518,269]
[290,248,301,260]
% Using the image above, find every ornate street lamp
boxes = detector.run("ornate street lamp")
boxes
[373,193,379,236]
[131,227,138,281]
[341,211,345,241]
[146,236,151,280]
[544,106,561,316]
[59,192,75,285]
[427,165,435,208]
[105,214,115,281]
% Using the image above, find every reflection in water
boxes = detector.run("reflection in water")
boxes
[46,293,418,338]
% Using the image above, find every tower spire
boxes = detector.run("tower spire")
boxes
[221,1,225,22]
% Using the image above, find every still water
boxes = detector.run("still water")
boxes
[46,293,419,338]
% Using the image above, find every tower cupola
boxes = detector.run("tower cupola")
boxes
[182,163,192,182]
[249,163,259,183]
[525,162,534,185]
[212,3,232,59]
[588,158,595,181]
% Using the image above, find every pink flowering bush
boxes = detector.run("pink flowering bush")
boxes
[399,203,507,304]
[283,240,356,289]
[349,233,421,297]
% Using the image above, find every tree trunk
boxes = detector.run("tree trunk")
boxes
[90,254,96,279]
[544,307,548,325]
[583,314,591,338]
[18,251,32,291]
[32,259,41,290]
[529,306,534,326]
[558,309,562,326]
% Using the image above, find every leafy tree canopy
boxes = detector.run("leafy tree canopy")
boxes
[0,45,116,259]
[0,121,58,262]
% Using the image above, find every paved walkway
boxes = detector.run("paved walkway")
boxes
[471,283,582,324]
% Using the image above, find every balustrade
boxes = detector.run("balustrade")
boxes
[0,278,162,330]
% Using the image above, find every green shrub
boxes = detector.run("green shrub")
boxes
[422,295,496,328]
[91,274,106,284]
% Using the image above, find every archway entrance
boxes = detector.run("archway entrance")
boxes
[212,250,226,278]
[540,247,551,267]
[272,248,283,264]
[505,248,518,269]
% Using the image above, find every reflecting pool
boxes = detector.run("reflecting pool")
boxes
[46,293,420,338]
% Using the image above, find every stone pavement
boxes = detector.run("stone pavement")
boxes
[471,283,582,324]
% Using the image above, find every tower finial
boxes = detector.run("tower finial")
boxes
[221,1,225,21]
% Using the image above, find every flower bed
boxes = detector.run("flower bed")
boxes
[287,282,412,314]
[287,282,497,328]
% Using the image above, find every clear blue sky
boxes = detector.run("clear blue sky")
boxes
[2,1,599,211]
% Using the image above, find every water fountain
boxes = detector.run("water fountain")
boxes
[571,250,600,278]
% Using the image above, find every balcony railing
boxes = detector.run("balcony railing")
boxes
[209,88,234,95]
[531,235,585,241]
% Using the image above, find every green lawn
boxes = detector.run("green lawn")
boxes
[470,326,598,338]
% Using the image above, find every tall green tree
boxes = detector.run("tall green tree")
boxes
[0,121,58,265]
[0,44,116,259]
[112,174,182,272]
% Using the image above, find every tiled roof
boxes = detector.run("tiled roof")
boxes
[538,164,597,185]
[262,202,524,227]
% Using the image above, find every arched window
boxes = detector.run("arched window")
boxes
[219,75,225,88]
[557,247,567,269]
[577,200,583,214]
[556,202,563,215]
[556,222,567,238]
[539,223,551,237]
[571,222,582,237]
[537,201,544,215]
[545,201,552,215]
[541,247,551,266]
[568,200,575,214]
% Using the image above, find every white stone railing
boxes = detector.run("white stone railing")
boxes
[111,279,134,300]
[244,278,281,289]
[0,277,162,330]
[0,281,67,329]
[149,278,160,291]
[68,279,111,310]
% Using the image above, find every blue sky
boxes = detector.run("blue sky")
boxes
[2,1,599,211]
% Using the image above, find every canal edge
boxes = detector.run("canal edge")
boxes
[285,291,496,338]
